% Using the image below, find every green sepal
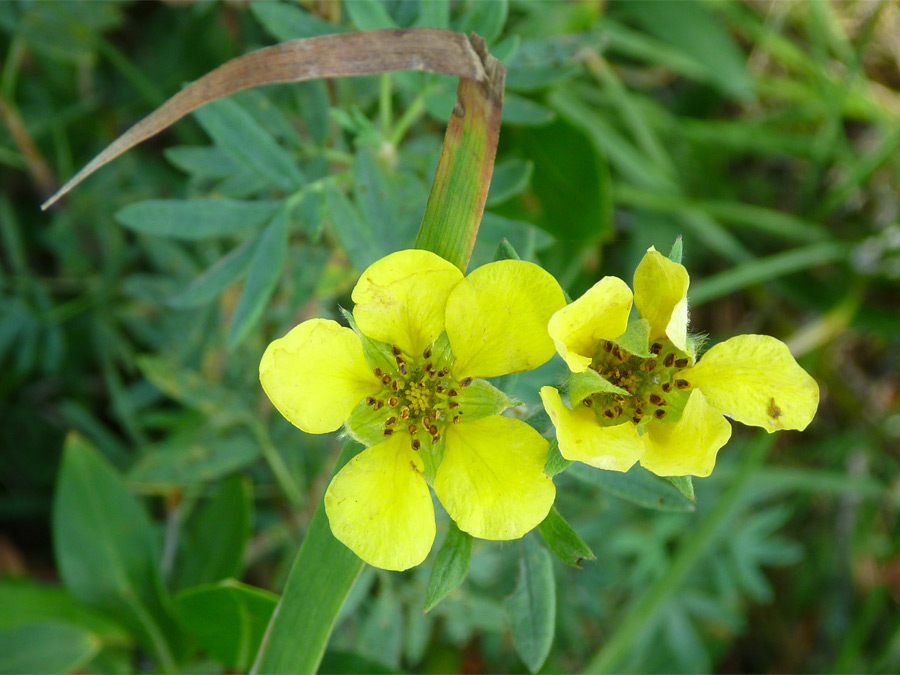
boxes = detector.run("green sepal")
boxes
[494,238,521,261]
[668,236,683,264]
[418,435,445,486]
[543,438,572,478]
[612,318,652,358]
[428,332,454,372]
[424,521,472,612]
[344,397,390,448]
[455,378,512,421]
[666,475,695,501]
[537,506,595,568]
[339,306,396,375]
[569,369,627,405]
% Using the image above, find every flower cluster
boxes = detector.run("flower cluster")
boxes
[259,246,819,571]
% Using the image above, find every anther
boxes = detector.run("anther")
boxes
[614,405,623,416]
[383,428,393,436]
[391,380,400,391]
[391,345,402,356]
[439,367,449,376]
[423,416,431,427]
[408,424,418,434]
[435,385,446,393]
[460,377,473,388]
[661,382,672,393]
[365,396,376,406]
[675,379,690,389]
[432,433,441,443]
[654,409,667,419]
[428,424,438,435]
[416,382,426,389]
[650,343,662,355]
[448,401,459,409]
[430,409,439,419]
[664,353,675,368]
[373,367,383,377]
[649,394,665,406]
[635,407,643,416]
[374,400,384,410]
[602,409,615,420]
[388,396,398,407]
[381,374,392,385]
[423,347,432,359]
[675,358,688,368]
[453,415,461,424]
[603,341,613,352]
[399,407,410,419]
[644,359,657,372]
[583,398,593,407]
[632,416,642,424]
[411,439,421,450]
[398,364,407,376]
[385,416,397,427]
[448,388,459,397]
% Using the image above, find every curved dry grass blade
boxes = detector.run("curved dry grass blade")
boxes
[41,28,485,210]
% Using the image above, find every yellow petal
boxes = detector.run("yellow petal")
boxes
[434,416,555,540]
[682,334,819,432]
[633,247,689,352]
[540,386,644,472]
[324,433,435,571]
[640,389,732,477]
[260,319,381,434]
[446,260,566,378]
[547,277,633,373]
[352,249,464,357]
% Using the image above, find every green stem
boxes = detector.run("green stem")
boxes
[250,421,304,511]
[584,434,773,673]
[389,85,432,147]
[379,73,392,139]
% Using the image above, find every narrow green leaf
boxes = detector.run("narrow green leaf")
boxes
[164,146,240,178]
[115,199,280,240]
[136,355,247,421]
[358,588,404,667]
[174,580,278,672]
[543,438,572,477]
[227,210,288,349]
[0,623,100,675]
[194,98,304,192]
[53,433,179,668]
[667,475,695,502]
[424,521,473,612]
[415,0,449,29]
[168,236,256,308]
[0,580,129,642]
[538,506,595,568]
[502,93,555,126]
[251,442,366,674]
[494,238,521,261]
[570,368,628,404]
[325,183,381,272]
[129,436,259,491]
[569,463,695,512]
[504,537,556,674]
[250,1,344,40]
[345,0,396,30]
[486,158,533,206]
[319,651,400,674]
[455,0,508,43]
[668,236,683,264]
[175,476,252,590]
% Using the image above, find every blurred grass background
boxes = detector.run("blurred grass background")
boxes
[1,0,899,673]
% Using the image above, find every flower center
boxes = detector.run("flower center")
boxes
[365,345,471,449]
[583,339,692,426]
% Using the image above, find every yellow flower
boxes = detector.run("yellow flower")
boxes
[540,247,819,478]
[260,249,566,571]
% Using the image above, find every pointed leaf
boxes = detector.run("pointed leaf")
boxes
[504,537,555,673]
[115,199,280,240]
[667,475,695,501]
[537,506,595,568]
[0,623,100,675]
[570,368,628,404]
[543,438,572,478]
[424,521,473,612]
[569,463,695,512]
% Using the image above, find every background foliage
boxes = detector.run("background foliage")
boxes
[2,1,900,673]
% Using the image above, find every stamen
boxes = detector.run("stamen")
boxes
[398,364,407,376]
[435,385,446,393]
[408,424,418,434]
[675,379,690,389]
[439,367,449,376]
[411,439,421,450]
[448,401,459,409]
[661,382,672,393]
[373,367,383,377]
[675,358,688,368]
[583,398,593,407]
[385,416,397,427]
[649,394,665,406]
[602,409,615,420]
[603,341,613,352]
[650,343,662,355]
[365,396,376,406]
[432,433,441,443]
[635,407,643,416]
[429,424,438,436]
[664,353,675,368]
[459,377,473,388]
[632,416,642,424]
[381,374,392,385]
[399,407,410,419]
[644,359,657,372]
[422,416,431,427]
[391,345,402,356]
[423,347,432,359]
[388,396,398,407]
[448,388,459,397]
[453,415,461,424]
[374,400,384,410]
[614,405,623,416]
[383,428,393,436]
[654,409,666,419]
[391,380,400,391]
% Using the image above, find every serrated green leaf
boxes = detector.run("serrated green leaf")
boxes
[115,199,280,240]
[543,438,572,477]
[0,623,100,675]
[486,159,533,207]
[227,210,288,349]
[569,463,695,512]
[174,580,278,672]
[168,236,256,308]
[424,521,473,612]
[504,537,555,673]
[194,98,304,192]
[175,476,252,590]
[538,506,595,568]
[53,433,179,667]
